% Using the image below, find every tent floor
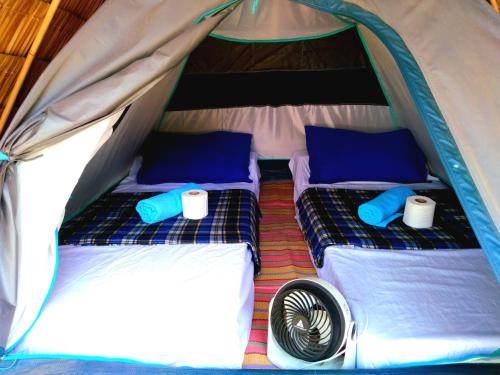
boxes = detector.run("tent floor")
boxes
[243,180,317,369]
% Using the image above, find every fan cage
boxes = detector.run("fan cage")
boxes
[270,280,346,362]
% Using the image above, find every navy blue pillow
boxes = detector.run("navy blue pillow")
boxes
[305,126,428,183]
[137,131,253,184]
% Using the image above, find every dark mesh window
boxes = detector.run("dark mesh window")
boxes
[167,28,387,110]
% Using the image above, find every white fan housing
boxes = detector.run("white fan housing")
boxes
[267,277,355,370]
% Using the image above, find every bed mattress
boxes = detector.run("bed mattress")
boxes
[289,150,500,367]
[12,243,254,368]
[318,247,500,368]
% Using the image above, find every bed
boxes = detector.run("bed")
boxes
[12,134,261,369]
[290,147,500,369]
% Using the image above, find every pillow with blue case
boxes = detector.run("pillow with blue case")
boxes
[137,131,253,184]
[305,126,428,184]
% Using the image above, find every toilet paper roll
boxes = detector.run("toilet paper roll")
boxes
[181,189,208,220]
[403,195,436,229]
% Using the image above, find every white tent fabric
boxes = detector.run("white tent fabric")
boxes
[356,25,446,179]
[1,0,499,359]
[161,105,392,158]
[64,68,186,220]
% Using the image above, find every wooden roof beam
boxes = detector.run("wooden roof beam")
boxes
[490,0,500,13]
[0,0,61,137]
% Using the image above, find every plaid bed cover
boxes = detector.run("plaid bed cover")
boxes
[59,189,260,272]
[297,188,479,267]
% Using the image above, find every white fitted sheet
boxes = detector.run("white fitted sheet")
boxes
[290,151,498,367]
[114,152,261,199]
[289,150,446,203]
[318,247,500,368]
[14,243,254,368]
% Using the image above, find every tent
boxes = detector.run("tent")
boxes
[0,0,499,366]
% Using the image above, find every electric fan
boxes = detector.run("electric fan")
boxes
[267,278,355,369]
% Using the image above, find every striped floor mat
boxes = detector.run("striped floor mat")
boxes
[243,181,317,369]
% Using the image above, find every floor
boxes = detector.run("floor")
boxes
[242,180,317,369]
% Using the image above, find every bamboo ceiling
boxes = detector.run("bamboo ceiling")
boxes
[0,0,106,132]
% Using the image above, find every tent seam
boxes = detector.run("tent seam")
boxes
[156,56,191,130]
[208,24,355,43]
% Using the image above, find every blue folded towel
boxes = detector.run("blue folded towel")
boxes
[358,186,415,228]
[136,183,202,224]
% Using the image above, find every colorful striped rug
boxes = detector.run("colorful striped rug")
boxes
[243,181,317,369]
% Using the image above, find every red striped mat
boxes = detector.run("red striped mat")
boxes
[243,181,317,369]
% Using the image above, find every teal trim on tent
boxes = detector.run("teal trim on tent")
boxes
[4,230,60,354]
[2,352,176,368]
[333,14,354,27]
[355,26,399,129]
[293,0,500,280]
[0,152,8,161]
[251,0,260,15]
[208,24,355,43]
[195,0,242,24]
[156,56,190,130]
[1,357,499,373]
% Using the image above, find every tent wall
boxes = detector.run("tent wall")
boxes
[356,25,446,179]
[161,23,392,159]
[338,0,500,234]
[65,66,185,220]
[1,0,241,351]
[3,112,121,350]
[161,104,392,158]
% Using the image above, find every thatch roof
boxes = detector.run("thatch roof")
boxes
[0,0,106,134]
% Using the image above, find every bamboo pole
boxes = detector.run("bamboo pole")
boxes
[0,0,62,136]
[490,0,500,13]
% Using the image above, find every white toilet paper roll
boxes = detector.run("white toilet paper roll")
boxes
[181,189,208,220]
[403,195,436,229]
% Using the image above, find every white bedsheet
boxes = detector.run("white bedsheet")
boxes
[14,243,254,368]
[289,150,446,203]
[114,152,261,199]
[318,247,500,368]
[289,150,499,367]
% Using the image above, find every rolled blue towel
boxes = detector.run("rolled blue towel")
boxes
[136,183,202,224]
[358,186,415,228]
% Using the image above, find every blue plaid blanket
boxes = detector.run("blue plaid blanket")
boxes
[59,189,260,272]
[297,188,479,267]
